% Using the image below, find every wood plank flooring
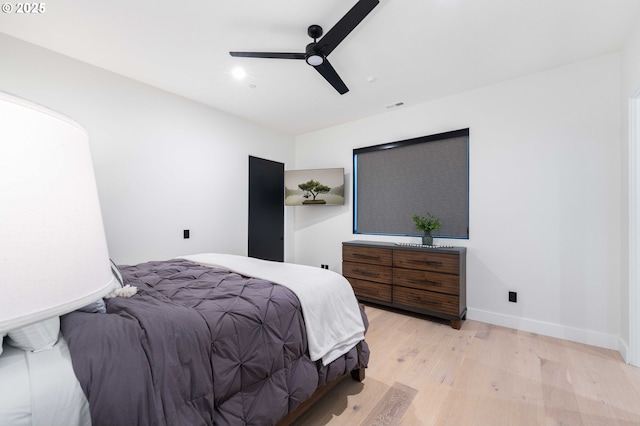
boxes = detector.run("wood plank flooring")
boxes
[294,306,640,425]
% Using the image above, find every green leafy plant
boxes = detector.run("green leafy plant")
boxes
[412,212,441,234]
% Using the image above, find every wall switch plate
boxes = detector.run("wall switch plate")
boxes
[183,229,190,239]
[508,291,517,303]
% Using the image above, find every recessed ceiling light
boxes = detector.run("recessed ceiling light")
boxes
[231,67,247,80]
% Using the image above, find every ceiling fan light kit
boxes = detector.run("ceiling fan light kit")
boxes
[306,54,324,66]
[305,40,324,66]
[229,0,379,95]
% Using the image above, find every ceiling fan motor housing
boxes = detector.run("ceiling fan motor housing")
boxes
[305,42,324,66]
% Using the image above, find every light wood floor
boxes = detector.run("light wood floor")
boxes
[294,306,640,425]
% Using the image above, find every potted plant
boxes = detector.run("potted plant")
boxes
[412,212,441,246]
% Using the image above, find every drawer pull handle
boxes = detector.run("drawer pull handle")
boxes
[409,278,442,286]
[411,297,442,306]
[353,253,380,260]
[409,296,440,304]
[354,269,379,277]
[408,259,443,266]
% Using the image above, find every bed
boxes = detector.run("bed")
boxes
[0,254,370,425]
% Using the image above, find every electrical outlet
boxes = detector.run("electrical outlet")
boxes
[183,229,190,239]
[508,291,517,303]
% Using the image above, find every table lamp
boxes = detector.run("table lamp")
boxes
[0,91,114,344]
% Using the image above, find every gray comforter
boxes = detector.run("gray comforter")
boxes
[61,259,369,426]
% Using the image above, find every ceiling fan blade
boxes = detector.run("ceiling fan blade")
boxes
[230,52,305,60]
[317,0,379,56]
[313,59,349,94]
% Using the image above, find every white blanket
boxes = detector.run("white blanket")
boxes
[179,253,365,365]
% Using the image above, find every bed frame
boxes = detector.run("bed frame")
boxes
[277,368,365,425]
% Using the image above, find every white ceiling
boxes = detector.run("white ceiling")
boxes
[1,0,639,135]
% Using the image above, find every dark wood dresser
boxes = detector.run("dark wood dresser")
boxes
[342,240,467,329]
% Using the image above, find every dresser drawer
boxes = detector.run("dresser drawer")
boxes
[346,277,392,303]
[342,241,466,330]
[393,268,459,295]
[343,261,392,284]
[343,246,392,266]
[393,250,459,275]
[393,286,460,316]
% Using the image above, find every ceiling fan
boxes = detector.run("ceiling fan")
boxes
[229,0,380,95]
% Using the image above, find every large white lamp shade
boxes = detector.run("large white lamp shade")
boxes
[0,92,114,334]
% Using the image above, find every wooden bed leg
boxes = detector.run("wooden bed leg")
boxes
[351,367,365,382]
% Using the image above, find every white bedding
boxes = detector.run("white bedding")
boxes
[180,253,366,365]
[0,334,91,426]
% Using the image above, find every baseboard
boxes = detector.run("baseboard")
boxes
[618,337,630,363]
[467,308,620,352]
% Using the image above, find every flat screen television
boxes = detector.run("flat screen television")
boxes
[285,167,345,206]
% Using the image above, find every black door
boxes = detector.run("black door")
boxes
[248,156,284,261]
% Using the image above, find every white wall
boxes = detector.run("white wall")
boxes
[0,31,628,353]
[0,34,296,265]
[621,16,640,364]
[295,53,622,350]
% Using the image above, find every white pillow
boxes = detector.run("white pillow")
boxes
[76,298,106,313]
[6,317,60,352]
